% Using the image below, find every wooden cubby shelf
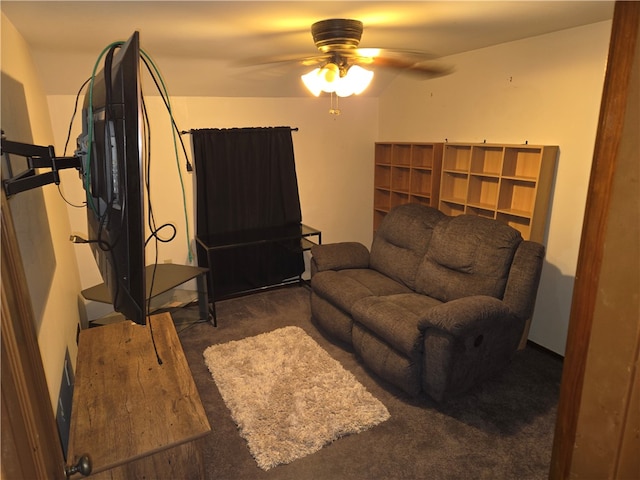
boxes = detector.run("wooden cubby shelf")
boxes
[374,141,558,243]
[438,143,558,242]
[373,142,443,232]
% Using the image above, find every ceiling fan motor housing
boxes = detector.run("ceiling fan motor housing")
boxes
[311,19,363,52]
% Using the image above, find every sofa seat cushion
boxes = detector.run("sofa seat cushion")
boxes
[311,269,412,315]
[352,293,443,358]
[416,215,522,302]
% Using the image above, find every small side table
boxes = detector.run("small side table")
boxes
[81,263,214,326]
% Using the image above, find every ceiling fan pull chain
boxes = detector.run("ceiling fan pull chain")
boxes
[329,92,341,115]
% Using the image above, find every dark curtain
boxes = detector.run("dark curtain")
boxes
[192,127,304,299]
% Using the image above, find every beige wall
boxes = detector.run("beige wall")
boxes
[378,21,612,354]
[1,13,81,410]
[49,94,378,312]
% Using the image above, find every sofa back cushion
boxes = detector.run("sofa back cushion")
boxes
[415,214,522,302]
[370,204,445,290]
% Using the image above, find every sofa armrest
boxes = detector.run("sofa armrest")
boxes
[310,242,370,273]
[503,240,545,320]
[417,295,518,338]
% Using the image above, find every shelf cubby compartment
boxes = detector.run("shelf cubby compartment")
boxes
[411,144,435,168]
[391,166,411,192]
[439,200,465,217]
[502,147,542,180]
[410,169,433,197]
[497,179,536,217]
[409,194,431,207]
[375,143,393,165]
[374,188,391,211]
[440,171,469,204]
[496,212,531,239]
[374,165,391,189]
[467,175,499,210]
[443,144,471,172]
[466,206,496,219]
[470,146,504,176]
[391,144,412,166]
[391,191,410,208]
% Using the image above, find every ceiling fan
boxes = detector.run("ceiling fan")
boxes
[241,18,452,104]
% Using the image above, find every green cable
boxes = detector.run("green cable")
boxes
[85,41,193,263]
[140,48,193,263]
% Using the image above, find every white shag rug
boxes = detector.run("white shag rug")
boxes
[203,326,390,470]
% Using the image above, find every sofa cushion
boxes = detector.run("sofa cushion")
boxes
[370,204,445,290]
[416,215,522,302]
[311,269,412,315]
[352,293,442,357]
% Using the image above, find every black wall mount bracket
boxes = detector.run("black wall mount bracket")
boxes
[1,132,82,197]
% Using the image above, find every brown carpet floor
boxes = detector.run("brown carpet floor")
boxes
[174,285,563,480]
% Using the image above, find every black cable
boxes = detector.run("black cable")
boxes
[57,77,93,208]
[63,77,91,156]
[140,55,193,171]
[139,71,166,366]
[57,183,85,208]
[145,223,177,247]
[140,93,177,246]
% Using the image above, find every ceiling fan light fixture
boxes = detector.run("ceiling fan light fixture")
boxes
[340,65,374,96]
[301,66,329,96]
[301,63,373,97]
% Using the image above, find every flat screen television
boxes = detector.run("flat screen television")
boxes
[76,31,147,325]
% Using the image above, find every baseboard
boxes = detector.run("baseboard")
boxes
[526,340,565,361]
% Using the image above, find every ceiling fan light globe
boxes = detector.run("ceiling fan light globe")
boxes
[344,65,374,95]
[321,63,340,83]
[301,68,324,96]
[334,81,354,97]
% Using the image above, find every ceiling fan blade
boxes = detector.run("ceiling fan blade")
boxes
[232,53,331,68]
[366,56,453,78]
[324,48,452,78]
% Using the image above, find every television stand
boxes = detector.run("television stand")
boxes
[67,312,211,478]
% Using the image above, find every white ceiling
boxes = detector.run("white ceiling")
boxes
[2,1,615,97]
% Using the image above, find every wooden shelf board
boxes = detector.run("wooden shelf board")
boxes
[497,208,533,218]
[501,175,537,183]
[440,197,467,205]
[467,202,497,211]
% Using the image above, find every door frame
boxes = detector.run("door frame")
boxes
[1,191,66,479]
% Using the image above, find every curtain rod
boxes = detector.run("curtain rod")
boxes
[180,127,299,135]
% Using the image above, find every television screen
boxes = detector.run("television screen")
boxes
[77,31,146,325]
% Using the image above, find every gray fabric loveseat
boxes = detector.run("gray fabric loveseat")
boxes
[309,203,545,402]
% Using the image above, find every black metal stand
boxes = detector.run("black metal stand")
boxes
[196,224,321,321]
